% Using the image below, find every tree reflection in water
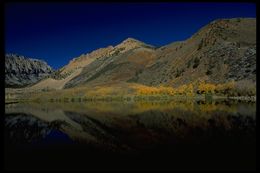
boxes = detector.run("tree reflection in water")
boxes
[5,100,256,171]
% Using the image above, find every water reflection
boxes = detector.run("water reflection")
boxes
[5,100,256,170]
[5,100,256,148]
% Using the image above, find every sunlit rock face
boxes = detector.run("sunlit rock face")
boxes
[5,54,53,88]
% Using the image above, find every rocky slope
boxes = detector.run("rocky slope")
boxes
[27,18,255,90]
[58,38,154,77]
[63,38,156,88]
[5,54,53,88]
[31,38,155,90]
[134,18,256,87]
[63,18,256,89]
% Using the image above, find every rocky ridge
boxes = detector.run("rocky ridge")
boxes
[5,54,53,87]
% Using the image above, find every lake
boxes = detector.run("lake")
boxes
[4,100,256,171]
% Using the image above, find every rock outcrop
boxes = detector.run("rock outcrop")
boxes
[5,54,53,88]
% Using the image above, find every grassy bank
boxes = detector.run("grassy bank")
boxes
[5,81,256,103]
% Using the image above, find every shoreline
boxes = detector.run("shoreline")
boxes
[227,96,256,102]
[5,95,256,104]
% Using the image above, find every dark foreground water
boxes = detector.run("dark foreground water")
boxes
[5,100,256,171]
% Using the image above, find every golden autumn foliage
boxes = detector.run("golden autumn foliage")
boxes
[196,80,237,95]
[132,84,195,96]
[131,84,175,95]
[198,81,216,94]
[27,79,254,103]
[215,81,235,94]
[130,83,197,97]
[175,83,194,96]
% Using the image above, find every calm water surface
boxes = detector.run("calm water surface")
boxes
[5,100,256,171]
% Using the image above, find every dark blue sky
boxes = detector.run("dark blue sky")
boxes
[5,2,256,69]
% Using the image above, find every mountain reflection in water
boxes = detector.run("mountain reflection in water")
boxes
[5,100,256,171]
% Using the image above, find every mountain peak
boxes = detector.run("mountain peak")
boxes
[115,37,154,52]
[122,37,141,43]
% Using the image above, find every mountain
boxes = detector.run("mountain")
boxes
[63,37,156,88]
[133,18,256,87]
[29,37,155,90]
[5,54,53,88]
[28,18,256,91]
